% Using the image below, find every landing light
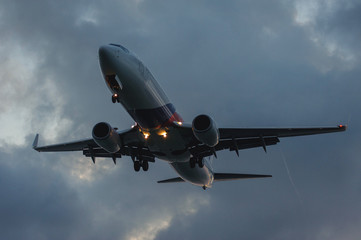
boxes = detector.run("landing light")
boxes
[143,133,150,139]
[158,130,167,138]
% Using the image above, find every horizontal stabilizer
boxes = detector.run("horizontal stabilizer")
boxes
[157,173,271,184]
[214,173,272,181]
[157,177,185,183]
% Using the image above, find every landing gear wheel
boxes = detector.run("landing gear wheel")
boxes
[198,158,204,168]
[134,161,141,172]
[142,161,149,171]
[190,158,196,168]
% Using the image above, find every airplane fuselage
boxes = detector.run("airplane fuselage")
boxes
[98,44,213,188]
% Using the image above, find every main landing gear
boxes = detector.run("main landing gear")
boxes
[133,158,149,172]
[111,94,120,103]
[190,157,204,168]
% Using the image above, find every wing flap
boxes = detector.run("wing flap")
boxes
[83,147,155,162]
[189,137,279,158]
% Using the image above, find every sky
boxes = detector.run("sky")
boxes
[0,0,360,239]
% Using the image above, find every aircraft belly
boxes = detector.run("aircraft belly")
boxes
[147,127,190,162]
[171,162,213,187]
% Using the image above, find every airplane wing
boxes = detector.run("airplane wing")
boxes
[174,123,346,159]
[218,125,347,139]
[33,127,155,163]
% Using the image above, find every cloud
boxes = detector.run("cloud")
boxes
[293,0,361,72]
[0,41,72,148]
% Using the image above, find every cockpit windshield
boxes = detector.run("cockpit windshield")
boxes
[109,43,129,53]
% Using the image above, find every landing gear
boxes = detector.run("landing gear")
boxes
[134,161,141,172]
[142,161,149,171]
[133,159,149,172]
[190,158,196,168]
[111,94,119,103]
[189,157,204,168]
[198,158,204,168]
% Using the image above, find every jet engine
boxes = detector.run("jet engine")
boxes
[92,122,122,153]
[192,114,219,147]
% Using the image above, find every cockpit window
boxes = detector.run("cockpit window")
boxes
[109,43,129,53]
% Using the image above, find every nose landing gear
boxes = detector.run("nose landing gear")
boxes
[112,94,120,103]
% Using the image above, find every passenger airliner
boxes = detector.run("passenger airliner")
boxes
[33,44,346,189]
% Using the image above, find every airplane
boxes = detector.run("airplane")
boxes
[33,43,346,190]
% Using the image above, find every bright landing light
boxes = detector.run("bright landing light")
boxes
[158,130,167,138]
[143,133,150,139]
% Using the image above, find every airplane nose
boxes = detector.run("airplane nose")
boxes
[98,45,113,61]
[99,45,116,75]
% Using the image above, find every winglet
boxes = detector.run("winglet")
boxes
[32,134,39,150]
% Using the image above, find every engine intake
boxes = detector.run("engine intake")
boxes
[92,122,121,153]
[192,114,219,147]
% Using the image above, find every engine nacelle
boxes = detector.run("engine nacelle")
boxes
[92,122,121,153]
[192,114,219,147]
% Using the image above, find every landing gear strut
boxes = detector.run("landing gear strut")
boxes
[198,158,204,168]
[190,158,196,168]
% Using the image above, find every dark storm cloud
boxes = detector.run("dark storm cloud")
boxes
[315,2,361,52]
[0,149,89,240]
[1,0,361,239]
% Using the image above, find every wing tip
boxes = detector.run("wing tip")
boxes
[338,124,347,131]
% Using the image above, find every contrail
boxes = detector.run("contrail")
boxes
[280,148,303,205]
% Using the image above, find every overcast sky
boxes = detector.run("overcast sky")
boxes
[0,0,360,239]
